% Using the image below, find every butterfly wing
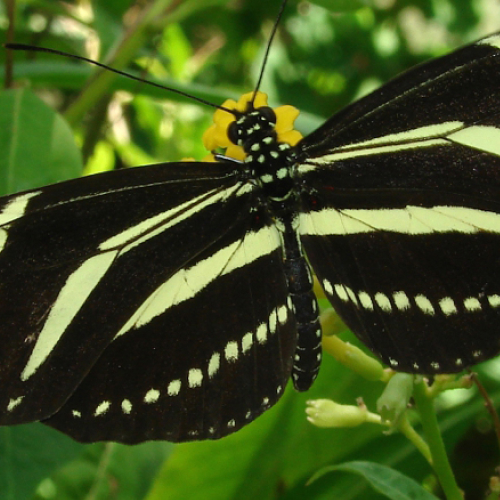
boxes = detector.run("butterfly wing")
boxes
[0,162,296,442]
[297,34,500,373]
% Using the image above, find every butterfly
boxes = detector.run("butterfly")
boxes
[1,3,500,444]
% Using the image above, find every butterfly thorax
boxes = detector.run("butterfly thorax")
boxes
[229,107,296,202]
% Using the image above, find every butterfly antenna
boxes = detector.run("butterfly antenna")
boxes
[252,0,289,107]
[4,43,237,116]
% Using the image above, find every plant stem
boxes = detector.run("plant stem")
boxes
[413,378,463,500]
[397,414,432,464]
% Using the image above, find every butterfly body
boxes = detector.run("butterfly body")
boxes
[2,32,500,443]
[228,101,323,391]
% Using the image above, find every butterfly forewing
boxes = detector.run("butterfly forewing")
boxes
[300,33,500,155]
[0,161,295,432]
[297,34,500,373]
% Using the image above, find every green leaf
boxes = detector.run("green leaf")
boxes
[34,441,174,500]
[0,424,83,500]
[309,461,439,500]
[0,89,82,195]
[0,422,172,500]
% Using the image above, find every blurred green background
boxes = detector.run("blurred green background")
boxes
[1,0,500,499]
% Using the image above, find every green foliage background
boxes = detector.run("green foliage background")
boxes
[1,0,500,499]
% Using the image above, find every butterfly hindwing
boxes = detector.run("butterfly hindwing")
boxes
[301,224,500,373]
[297,34,500,373]
[42,200,296,443]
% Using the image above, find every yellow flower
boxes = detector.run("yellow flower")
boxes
[182,155,217,163]
[202,91,302,161]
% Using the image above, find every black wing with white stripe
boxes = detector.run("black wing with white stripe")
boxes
[296,33,500,373]
[0,162,296,442]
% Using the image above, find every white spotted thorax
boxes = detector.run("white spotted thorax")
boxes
[230,106,295,200]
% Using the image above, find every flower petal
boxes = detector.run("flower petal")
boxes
[226,144,246,161]
[252,92,269,109]
[275,104,300,133]
[279,129,303,146]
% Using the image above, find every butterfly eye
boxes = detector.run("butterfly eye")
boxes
[228,121,240,145]
[258,106,276,126]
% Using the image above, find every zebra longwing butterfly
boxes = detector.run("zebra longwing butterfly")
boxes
[2,4,500,444]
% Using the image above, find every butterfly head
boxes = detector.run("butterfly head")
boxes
[203,92,303,163]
